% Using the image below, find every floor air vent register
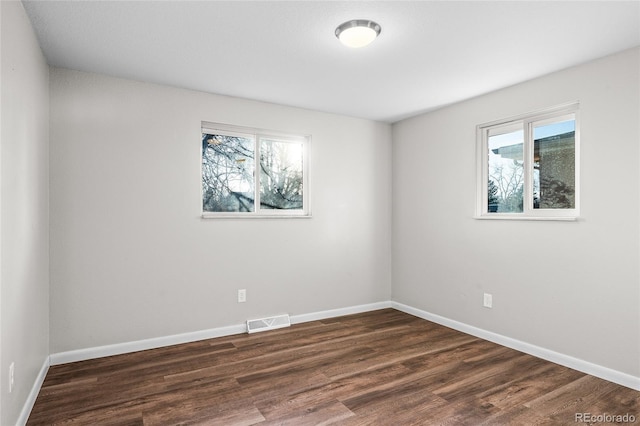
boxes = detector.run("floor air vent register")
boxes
[246,314,291,334]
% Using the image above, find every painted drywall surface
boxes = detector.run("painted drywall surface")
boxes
[392,48,640,377]
[0,1,50,424]
[49,68,392,353]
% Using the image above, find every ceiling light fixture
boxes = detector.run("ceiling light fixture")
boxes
[335,20,381,48]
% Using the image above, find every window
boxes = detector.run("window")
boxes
[476,103,579,220]
[201,123,310,217]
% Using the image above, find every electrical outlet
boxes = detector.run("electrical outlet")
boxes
[483,293,493,308]
[9,362,15,393]
[238,289,247,303]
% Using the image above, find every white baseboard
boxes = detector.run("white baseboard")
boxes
[391,301,640,391]
[45,299,640,394]
[49,301,391,366]
[50,323,247,365]
[17,356,50,426]
[290,301,392,324]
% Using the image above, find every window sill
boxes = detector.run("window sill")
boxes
[201,213,312,219]
[474,215,578,221]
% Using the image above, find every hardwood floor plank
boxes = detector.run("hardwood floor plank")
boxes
[478,362,583,410]
[431,351,542,401]
[27,309,639,425]
[257,400,354,426]
[142,381,266,426]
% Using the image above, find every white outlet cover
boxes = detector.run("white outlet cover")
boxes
[483,293,493,308]
[9,362,15,393]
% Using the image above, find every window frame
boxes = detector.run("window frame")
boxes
[201,122,311,218]
[475,103,580,221]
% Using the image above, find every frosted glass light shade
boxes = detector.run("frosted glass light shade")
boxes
[335,20,381,48]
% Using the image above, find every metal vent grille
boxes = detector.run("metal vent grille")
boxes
[246,314,291,334]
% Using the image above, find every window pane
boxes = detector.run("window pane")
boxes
[533,119,575,209]
[260,139,304,210]
[202,133,255,212]
[488,129,524,213]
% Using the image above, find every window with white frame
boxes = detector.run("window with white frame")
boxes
[476,103,579,219]
[201,123,310,217]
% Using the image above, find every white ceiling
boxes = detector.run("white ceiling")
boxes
[22,1,640,123]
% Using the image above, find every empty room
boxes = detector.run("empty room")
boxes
[2,1,640,424]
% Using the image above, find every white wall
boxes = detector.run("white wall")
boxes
[49,68,392,353]
[392,48,640,378]
[0,1,50,424]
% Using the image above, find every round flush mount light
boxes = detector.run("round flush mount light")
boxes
[335,20,381,48]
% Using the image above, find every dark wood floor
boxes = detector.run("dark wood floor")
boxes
[28,309,638,425]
